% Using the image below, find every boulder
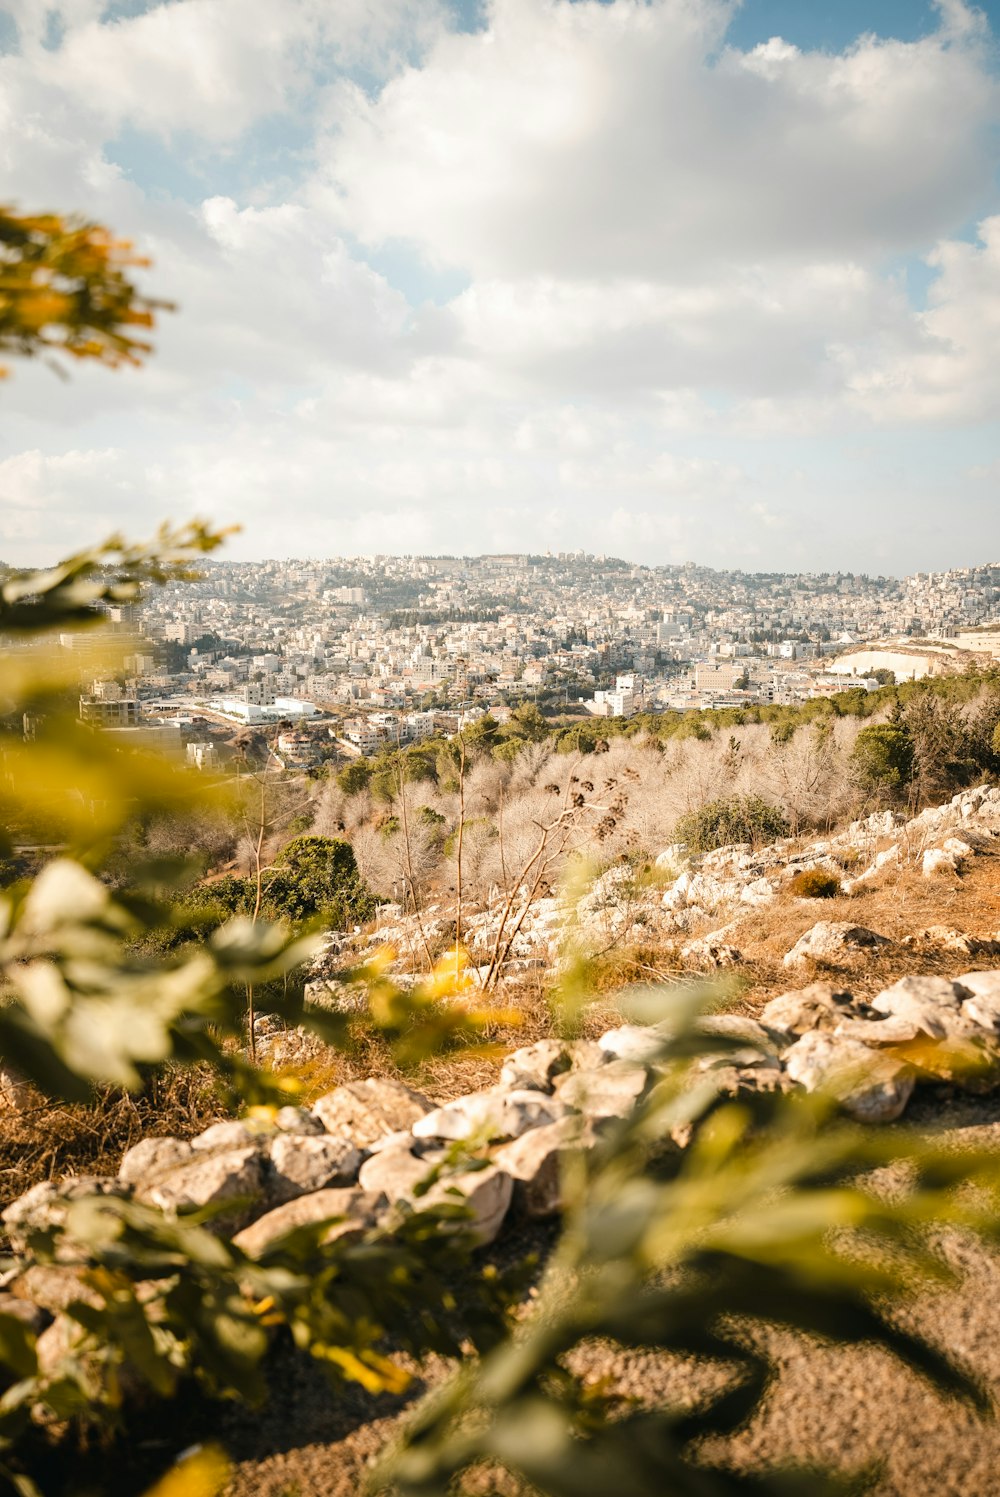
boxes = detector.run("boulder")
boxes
[119,1136,194,1186]
[232,1187,384,1258]
[499,1039,577,1092]
[138,1146,266,1228]
[554,1060,649,1120]
[871,976,968,1038]
[412,1089,567,1144]
[680,933,743,968]
[2,1177,130,1255]
[358,1141,512,1246]
[783,921,890,969]
[191,1119,272,1152]
[957,971,1000,1032]
[760,982,857,1038]
[923,848,961,878]
[782,1031,914,1123]
[311,1078,434,1148]
[597,1025,666,1065]
[274,1106,327,1136]
[493,1115,600,1218]
[267,1133,362,1203]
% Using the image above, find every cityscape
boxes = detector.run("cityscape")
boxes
[62,551,1000,769]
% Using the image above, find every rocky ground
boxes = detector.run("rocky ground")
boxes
[8,787,1000,1494]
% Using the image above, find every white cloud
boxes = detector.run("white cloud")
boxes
[323,0,999,278]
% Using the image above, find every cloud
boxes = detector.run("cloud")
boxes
[322,0,999,278]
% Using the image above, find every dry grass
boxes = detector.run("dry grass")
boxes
[0,1069,226,1217]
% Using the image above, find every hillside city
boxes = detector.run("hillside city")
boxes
[60,552,1000,769]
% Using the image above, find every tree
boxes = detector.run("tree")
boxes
[849,723,914,801]
[0,206,169,376]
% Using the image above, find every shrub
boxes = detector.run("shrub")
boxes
[788,867,841,899]
[674,794,788,853]
[849,723,914,799]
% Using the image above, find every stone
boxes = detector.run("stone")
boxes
[412,1089,567,1144]
[119,1136,194,1186]
[5,1264,103,1316]
[493,1115,599,1218]
[680,933,742,968]
[138,1146,265,1228]
[358,1140,443,1199]
[267,1133,362,1203]
[274,1106,327,1136]
[499,1039,575,1092]
[554,1060,649,1120]
[597,1025,666,1064]
[760,982,857,1038]
[311,1078,434,1148]
[782,921,890,969]
[2,1177,130,1256]
[923,848,961,878]
[0,1066,31,1112]
[191,1119,271,1152]
[871,976,968,1037]
[693,1014,781,1054]
[902,926,997,958]
[740,878,776,906]
[232,1187,384,1258]
[782,1031,914,1123]
[957,971,1000,1032]
[423,1166,513,1246]
[358,1141,512,1246]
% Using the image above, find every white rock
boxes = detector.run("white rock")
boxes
[597,1025,665,1064]
[923,848,960,878]
[782,1031,914,1123]
[760,982,856,1038]
[554,1061,649,1120]
[871,976,967,1037]
[191,1120,270,1152]
[359,1142,512,1246]
[119,1136,194,1186]
[411,1088,567,1143]
[138,1147,266,1225]
[957,971,1000,1032]
[493,1115,599,1218]
[783,921,890,969]
[267,1133,362,1203]
[311,1078,434,1148]
[232,1187,384,1258]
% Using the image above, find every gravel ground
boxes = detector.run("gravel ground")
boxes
[210,1095,1000,1497]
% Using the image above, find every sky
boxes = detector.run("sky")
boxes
[1,0,1000,574]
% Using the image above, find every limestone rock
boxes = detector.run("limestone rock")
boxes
[191,1119,272,1152]
[760,982,857,1038]
[358,1139,442,1199]
[499,1039,576,1092]
[138,1146,265,1227]
[554,1060,649,1120]
[957,971,1000,1032]
[680,933,743,968]
[598,1025,666,1064]
[0,1291,49,1334]
[493,1115,599,1217]
[311,1078,434,1148]
[274,1106,327,1136]
[783,921,890,969]
[119,1136,194,1186]
[871,975,968,1037]
[782,1031,914,1122]
[232,1187,384,1258]
[923,848,961,878]
[2,1177,130,1255]
[5,1264,102,1316]
[358,1141,512,1245]
[267,1133,362,1203]
[412,1089,567,1144]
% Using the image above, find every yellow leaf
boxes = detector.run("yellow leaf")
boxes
[141,1445,230,1497]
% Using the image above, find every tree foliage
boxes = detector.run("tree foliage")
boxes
[0,206,170,377]
[674,794,789,852]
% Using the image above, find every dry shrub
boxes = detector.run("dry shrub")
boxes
[787,868,842,899]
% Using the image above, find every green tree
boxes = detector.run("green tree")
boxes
[849,723,914,800]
